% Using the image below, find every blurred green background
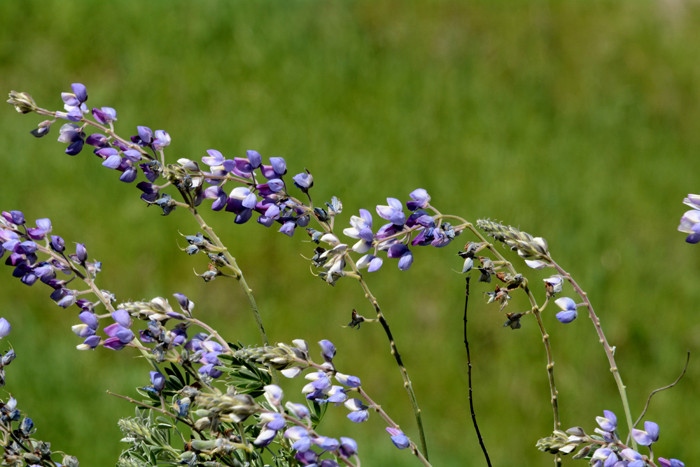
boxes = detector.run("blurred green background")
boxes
[2,0,700,465]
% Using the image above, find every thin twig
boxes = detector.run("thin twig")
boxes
[626,350,690,445]
[463,276,492,467]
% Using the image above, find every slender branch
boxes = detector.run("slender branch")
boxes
[345,255,429,460]
[548,258,636,451]
[626,350,690,445]
[463,276,492,466]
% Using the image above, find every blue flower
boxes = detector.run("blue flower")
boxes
[386,427,410,449]
[376,198,406,226]
[632,420,659,446]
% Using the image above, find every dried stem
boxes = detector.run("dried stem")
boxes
[462,276,492,467]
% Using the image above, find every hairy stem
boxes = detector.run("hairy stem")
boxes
[548,258,637,451]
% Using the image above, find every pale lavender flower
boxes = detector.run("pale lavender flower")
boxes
[254,428,278,447]
[202,149,225,167]
[334,372,361,388]
[285,426,312,452]
[596,410,617,432]
[314,436,340,451]
[376,198,406,226]
[285,401,310,419]
[264,385,284,406]
[554,297,577,323]
[406,189,431,211]
[152,130,171,150]
[632,421,659,446]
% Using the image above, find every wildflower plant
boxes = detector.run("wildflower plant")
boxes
[0,84,691,466]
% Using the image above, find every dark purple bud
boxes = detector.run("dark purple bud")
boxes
[50,235,65,253]
[71,83,88,103]
[65,139,84,155]
[173,293,192,313]
[86,133,109,148]
[150,371,166,392]
[137,126,153,145]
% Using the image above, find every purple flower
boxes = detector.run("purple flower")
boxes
[0,318,10,339]
[92,107,117,125]
[386,427,410,449]
[554,297,577,323]
[60,84,88,122]
[376,198,406,226]
[150,371,165,392]
[57,123,86,155]
[406,189,431,211]
[261,157,287,179]
[137,126,154,146]
[246,150,262,168]
[2,211,25,225]
[632,421,659,446]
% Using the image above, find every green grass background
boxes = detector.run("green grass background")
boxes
[1,1,700,465]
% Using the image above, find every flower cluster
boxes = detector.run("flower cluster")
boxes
[537,410,684,467]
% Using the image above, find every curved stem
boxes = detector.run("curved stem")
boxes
[463,276,492,467]
[548,258,637,451]
[438,213,562,466]
[345,255,429,460]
